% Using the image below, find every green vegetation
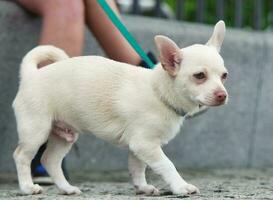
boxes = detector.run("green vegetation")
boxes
[165,0,273,30]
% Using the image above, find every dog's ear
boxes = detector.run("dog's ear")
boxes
[154,35,182,76]
[206,20,225,52]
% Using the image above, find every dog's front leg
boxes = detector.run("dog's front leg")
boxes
[128,151,160,195]
[129,140,199,196]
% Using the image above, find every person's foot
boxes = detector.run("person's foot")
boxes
[32,158,69,185]
[32,164,54,185]
[31,144,54,185]
[31,143,68,185]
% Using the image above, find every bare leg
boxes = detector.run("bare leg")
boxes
[129,139,199,195]
[128,151,160,195]
[84,0,141,65]
[16,0,82,194]
[18,0,85,57]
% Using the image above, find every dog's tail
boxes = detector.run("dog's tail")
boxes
[20,45,69,80]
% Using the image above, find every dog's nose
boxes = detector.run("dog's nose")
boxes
[214,90,227,102]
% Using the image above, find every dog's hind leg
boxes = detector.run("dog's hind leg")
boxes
[13,115,52,195]
[41,131,81,195]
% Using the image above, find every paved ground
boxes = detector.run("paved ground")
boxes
[1,169,273,200]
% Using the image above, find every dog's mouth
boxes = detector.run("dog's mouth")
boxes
[197,100,226,107]
[192,94,227,108]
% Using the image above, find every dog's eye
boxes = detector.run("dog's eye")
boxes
[193,72,206,80]
[222,72,228,80]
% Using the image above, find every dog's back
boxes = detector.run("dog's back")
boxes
[14,47,154,141]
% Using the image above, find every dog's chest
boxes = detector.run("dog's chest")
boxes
[160,116,185,145]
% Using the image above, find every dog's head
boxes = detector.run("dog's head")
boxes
[155,21,228,107]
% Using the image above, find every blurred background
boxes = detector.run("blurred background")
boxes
[0,0,273,173]
[116,0,273,30]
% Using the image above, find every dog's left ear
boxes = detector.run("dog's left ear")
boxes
[206,20,226,52]
[154,35,182,76]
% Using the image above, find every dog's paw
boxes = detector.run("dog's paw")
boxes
[172,183,199,196]
[60,185,82,195]
[21,184,43,195]
[185,183,200,194]
[136,184,160,196]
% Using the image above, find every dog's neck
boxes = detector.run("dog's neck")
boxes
[152,64,198,116]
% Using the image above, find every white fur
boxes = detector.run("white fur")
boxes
[13,21,228,196]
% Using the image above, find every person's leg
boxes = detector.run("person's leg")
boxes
[17,0,85,183]
[84,0,142,65]
[18,0,85,57]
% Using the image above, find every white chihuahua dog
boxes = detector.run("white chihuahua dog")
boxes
[13,21,228,196]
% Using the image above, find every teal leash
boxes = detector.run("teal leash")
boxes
[97,0,155,69]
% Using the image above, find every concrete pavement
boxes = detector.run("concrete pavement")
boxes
[1,169,273,200]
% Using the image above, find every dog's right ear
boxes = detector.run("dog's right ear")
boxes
[154,35,182,76]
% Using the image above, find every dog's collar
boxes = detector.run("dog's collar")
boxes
[160,96,188,117]
[153,86,187,117]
